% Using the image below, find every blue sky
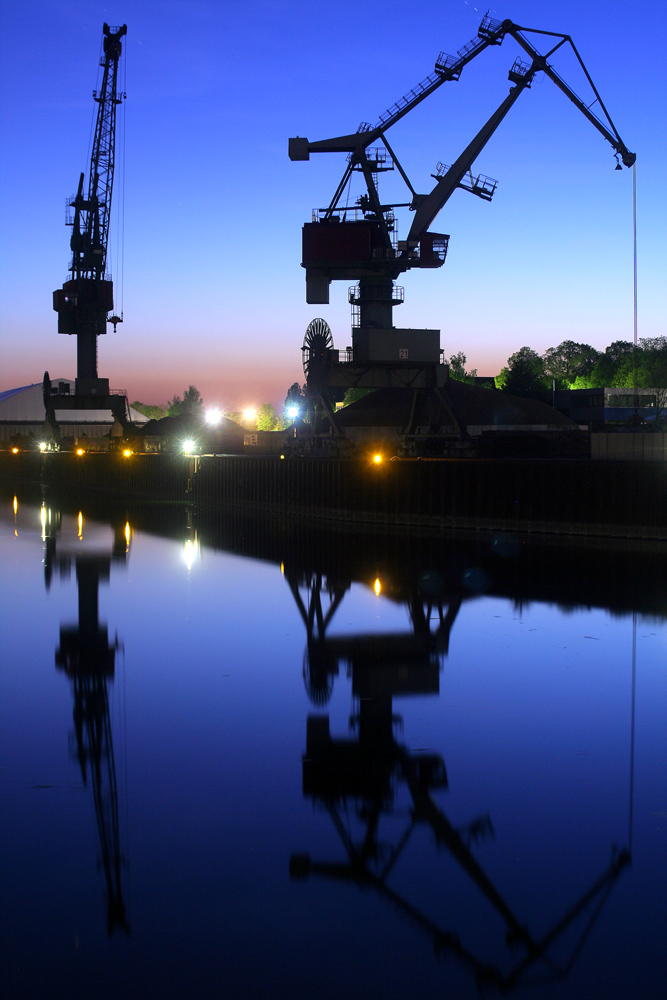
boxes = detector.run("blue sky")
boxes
[1,0,664,410]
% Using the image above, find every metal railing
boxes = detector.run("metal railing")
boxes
[348,284,404,305]
[375,71,442,128]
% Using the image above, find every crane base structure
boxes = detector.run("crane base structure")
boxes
[290,14,634,456]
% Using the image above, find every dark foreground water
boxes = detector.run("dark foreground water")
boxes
[1,488,665,1000]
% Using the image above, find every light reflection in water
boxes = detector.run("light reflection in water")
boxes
[0,493,664,999]
[183,535,200,570]
[41,502,131,936]
[286,565,634,992]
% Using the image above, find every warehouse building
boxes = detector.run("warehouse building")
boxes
[0,380,148,445]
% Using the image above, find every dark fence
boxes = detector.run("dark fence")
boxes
[192,455,665,537]
[2,451,666,538]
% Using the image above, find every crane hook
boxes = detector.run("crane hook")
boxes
[614,154,623,171]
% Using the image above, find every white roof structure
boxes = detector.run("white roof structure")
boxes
[0,380,148,440]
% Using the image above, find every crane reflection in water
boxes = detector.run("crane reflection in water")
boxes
[286,564,632,992]
[43,503,131,936]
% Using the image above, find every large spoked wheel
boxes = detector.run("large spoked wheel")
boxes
[302,318,333,387]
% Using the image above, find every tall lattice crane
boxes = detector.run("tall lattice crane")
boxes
[290,14,634,397]
[50,23,127,426]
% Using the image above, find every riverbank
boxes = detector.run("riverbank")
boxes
[2,450,666,539]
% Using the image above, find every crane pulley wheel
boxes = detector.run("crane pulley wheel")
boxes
[302,318,334,383]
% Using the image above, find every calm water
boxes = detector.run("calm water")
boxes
[1,489,665,1000]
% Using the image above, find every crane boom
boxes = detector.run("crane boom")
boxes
[495,19,635,166]
[289,13,635,342]
[290,15,634,167]
[70,23,127,281]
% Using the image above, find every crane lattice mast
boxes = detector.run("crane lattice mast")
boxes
[52,23,126,399]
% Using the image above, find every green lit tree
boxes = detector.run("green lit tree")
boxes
[448,351,477,383]
[257,403,277,431]
[342,387,373,406]
[130,401,166,420]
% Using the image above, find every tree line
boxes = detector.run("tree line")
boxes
[492,338,667,396]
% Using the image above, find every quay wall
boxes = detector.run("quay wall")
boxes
[2,451,666,538]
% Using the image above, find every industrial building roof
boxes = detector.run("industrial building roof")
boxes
[0,380,148,424]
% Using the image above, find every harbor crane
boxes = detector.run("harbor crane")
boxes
[50,23,128,431]
[290,14,635,418]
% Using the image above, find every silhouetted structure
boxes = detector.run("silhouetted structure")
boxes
[50,23,128,436]
[290,15,634,453]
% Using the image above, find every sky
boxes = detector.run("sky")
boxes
[1,0,665,411]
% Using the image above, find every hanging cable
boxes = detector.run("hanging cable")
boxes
[120,33,127,318]
[633,163,637,348]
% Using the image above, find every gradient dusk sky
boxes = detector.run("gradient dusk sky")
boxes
[1,0,664,411]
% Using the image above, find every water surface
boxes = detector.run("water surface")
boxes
[1,490,664,999]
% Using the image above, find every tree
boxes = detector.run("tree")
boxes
[639,336,667,353]
[448,352,477,383]
[257,403,277,431]
[587,353,619,388]
[502,347,548,396]
[543,341,599,385]
[284,382,306,409]
[167,385,203,417]
[342,387,373,406]
[166,394,182,417]
[181,385,203,413]
[130,401,166,420]
[606,340,635,362]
